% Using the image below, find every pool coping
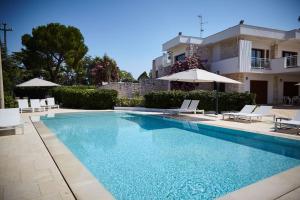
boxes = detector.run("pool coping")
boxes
[32,110,300,200]
[32,120,115,200]
[217,166,300,200]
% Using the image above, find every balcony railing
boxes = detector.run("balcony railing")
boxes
[251,57,270,69]
[285,55,298,68]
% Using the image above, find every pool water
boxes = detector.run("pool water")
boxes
[41,112,300,200]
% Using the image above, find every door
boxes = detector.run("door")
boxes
[283,82,298,98]
[250,80,268,104]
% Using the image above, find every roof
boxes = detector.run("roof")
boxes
[16,78,60,87]
[162,24,300,51]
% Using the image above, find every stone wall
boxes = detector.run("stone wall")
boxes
[140,79,169,95]
[98,79,169,97]
[224,73,245,92]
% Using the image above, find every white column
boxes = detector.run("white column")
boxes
[239,40,252,72]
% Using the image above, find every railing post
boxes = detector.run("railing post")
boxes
[283,57,287,68]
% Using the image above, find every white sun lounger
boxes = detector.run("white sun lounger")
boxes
[40,99,49,109]
[222,105,256,120]
[170,100,203,114]
[165,99,191,113]
[30,99,46,112]
[46,98,59,109]
[17,99,33,113]
[236,106,273,122]
[185,100,203,114]
[275,110,300,133]
[0,108,24,134]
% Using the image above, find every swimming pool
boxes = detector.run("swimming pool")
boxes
[41,111,300,200]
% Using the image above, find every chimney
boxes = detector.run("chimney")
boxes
[178,32,182,36]
[239,20,244,25]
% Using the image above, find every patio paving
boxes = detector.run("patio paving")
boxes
[0,109,78,200]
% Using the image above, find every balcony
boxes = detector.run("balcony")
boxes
[285,55,298,68]
[210,55,300,75]
[270,55,300,73]
[251,57,270,69]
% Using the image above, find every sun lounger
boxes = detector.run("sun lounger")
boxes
[40,99,49,109]
[0,108,24,134]
[236,106,273,122]
[165,99,191,113]
[46,98,60,109]
[185,100,203,114]
[17,99,33,113]
[30,99,46,112]
[222,105,256,120]
[275,110,300,133]
[168,100,204,114]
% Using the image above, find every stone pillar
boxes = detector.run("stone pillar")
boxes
[271,44,279,59]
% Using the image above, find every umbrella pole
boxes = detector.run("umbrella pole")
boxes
[215,81,219,115]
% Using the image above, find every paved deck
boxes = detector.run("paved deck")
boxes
[0,109,77,200]
[0,108,300,200]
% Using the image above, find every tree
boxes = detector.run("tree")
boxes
[149,69,153,79]
[1,42,24,95]
[79,56,94,84]
[171,55,205,90]
[119,70,135,82]
[137,71,149,82]
[19,23,88,83]
[91,54,119,85]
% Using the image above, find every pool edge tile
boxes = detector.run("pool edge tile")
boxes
[217,166,300,200]
[32,121,115,200]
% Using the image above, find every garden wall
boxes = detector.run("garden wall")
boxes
[98,79,169,97]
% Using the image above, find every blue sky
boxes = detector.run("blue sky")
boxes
[1,0,299,78]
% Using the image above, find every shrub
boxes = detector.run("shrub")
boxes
[144,90,255,111]
[4,95,17,108]
[144,90,186,109]
[52,87,117,109]
[116,97,144,107]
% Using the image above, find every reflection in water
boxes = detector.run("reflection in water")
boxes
[43,112,119,151]
[123,113,300,159]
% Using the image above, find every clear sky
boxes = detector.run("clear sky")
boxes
[1,0,299,78]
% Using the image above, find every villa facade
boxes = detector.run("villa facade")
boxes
[152,24,300,104]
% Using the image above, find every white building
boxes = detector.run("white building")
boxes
[152,24,300,104]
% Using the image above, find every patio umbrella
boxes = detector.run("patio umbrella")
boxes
[158,68,242,114]
[16,78,60,87]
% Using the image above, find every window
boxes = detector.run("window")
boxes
[251,49,270,69]
[175,53,186,62]
[282,51,298,67]
[282,51,297,57]
[251,48,264,58]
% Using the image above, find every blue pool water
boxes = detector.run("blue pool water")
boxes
[41,112,300,200]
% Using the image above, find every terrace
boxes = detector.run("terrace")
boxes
[1,107,300,199]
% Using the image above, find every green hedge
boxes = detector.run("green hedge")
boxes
[52,87,118,109]
[4,95,17,108]
[116,97,144,107]
[144,90,255,111]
